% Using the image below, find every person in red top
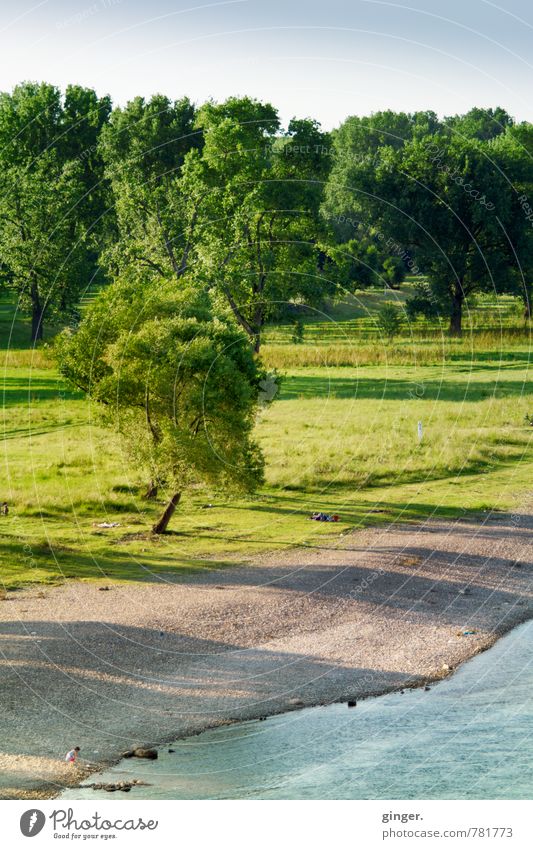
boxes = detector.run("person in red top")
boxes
[65,746,80,764]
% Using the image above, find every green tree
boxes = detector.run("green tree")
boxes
[326,122,533,334]
[99,94,201,283]
[506,121,533,318]
[444,107,513,141]
[291,318,305,344]
[188,100,332,351]
[0,82,111,340]
[0,153,88,340]
[0,81,63,163]
[61,85,113,280]
[321,230,406,294]
[320,111,436,296]
[332,110,440,161]
[56,278,266,533]
[100,96,334,350]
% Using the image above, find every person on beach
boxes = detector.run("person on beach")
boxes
[65,746,80,765]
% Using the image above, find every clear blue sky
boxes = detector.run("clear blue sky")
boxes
[2,0,533,128]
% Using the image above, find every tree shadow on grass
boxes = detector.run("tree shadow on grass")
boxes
[186,497,533,552]
[202,480,527,524]
[2,421,85,440]
[218,497,468,524]
[447,350,532,366]
[3,492,532,587]
[1,375,82,406]
[280,375,533,402]
[0,538,241,588]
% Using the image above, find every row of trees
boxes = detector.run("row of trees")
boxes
[5,85,531,345]
[0,85,334,347]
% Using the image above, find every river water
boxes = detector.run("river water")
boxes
[62,620,533,800]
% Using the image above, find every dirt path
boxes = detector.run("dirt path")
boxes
[1,510,532,799]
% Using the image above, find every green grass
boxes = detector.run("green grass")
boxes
[1,291,533,589]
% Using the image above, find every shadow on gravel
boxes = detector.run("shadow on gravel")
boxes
[0,620,421,797]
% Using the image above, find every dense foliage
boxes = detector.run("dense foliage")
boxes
[325,108,533,333]
[1,88,531,341]
[56,278,266,531]
[0,82,111,340]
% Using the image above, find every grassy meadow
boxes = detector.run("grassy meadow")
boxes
[1,290,533,589]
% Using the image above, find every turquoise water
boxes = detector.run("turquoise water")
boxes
[63,621,533,800]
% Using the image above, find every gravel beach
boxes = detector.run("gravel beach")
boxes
[1,510,532,799]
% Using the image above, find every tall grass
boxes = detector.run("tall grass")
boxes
[263,332,532,369]
[1,347,53,369]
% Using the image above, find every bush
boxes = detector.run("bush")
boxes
[291,319,305,344]
[376,303,404,341]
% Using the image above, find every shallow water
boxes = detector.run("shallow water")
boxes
[63,621,533,800]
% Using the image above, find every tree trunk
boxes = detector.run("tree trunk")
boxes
[152,492,181,534]
[30,282,44,343]
[142,481,158,500]
[449,285,464,336]
[523,291,532,321]
[252,302,263,354]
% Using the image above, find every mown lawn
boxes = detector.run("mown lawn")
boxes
[1,342,533,589]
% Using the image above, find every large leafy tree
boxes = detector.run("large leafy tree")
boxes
[56,278,265,533]
[332,110,441,160]
[320,110,438,296]
[326,121,533,334]
[507,121,533,316]
[0,81,62,163]
[0,153,89,340]
[321,224,406,293]
[61,85,113,273]
[0,82,111,340]
[99,95,201,283]
[189,99,332,350]
[100,96,334,350]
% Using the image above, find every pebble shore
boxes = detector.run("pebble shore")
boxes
[1,511,531,799]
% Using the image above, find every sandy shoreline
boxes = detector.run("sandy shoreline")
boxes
[1,510,532,799]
